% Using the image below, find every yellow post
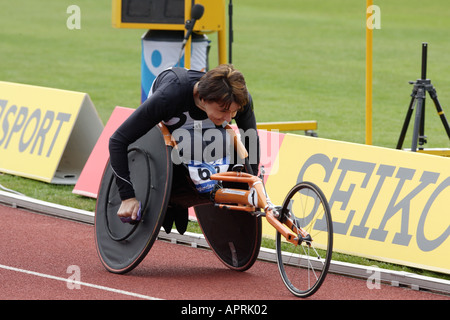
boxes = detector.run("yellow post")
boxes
[218,28,228,65]
[183,0,193,69]
[366,0,373,145]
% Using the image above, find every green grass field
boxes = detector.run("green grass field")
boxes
[2,1,450,147]
[1,0,450,280]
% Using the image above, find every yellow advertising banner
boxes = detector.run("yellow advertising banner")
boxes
[0,81,103,184]
[263,133,450,274]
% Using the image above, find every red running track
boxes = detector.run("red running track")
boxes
[0,204,448,302]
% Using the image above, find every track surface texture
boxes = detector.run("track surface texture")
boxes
[1,204,448,306]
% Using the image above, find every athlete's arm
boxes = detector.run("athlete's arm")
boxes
[109,77,183,201]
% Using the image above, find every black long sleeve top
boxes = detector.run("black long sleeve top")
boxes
[109,68,259,201]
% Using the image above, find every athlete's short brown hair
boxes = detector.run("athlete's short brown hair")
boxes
[197,64,249,110]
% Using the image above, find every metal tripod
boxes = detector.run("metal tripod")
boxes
[396,43,450,151]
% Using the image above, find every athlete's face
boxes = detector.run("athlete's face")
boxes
[201,100,240,126]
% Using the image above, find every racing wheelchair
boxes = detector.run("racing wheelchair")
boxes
[95,123,333,298]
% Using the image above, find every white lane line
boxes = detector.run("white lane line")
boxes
[0,264,161,300]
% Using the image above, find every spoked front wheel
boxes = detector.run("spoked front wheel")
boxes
[276,181,333,298]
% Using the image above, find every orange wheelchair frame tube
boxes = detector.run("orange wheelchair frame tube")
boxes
[211,171,308,245]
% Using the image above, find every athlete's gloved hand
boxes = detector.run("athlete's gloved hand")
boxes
[117,198,141,223]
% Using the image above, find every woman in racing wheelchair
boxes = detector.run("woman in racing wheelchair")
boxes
[108,64,260,234]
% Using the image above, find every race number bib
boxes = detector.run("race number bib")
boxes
[187,157,230,193]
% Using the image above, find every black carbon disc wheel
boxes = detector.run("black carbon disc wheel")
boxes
[95,126,173,274]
